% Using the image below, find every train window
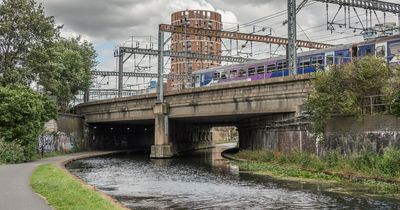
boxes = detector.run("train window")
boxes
[326,55,334,65]
[300,58,310,68]
[352,46,358,58]
[230,70,238,78]
[366,48,372,55]
[317,56,323,64]
[239,68,246,77]
[248,67,256,76]
[311,57,317,65]
[267,64,276,72]
[257,66,265,74]
[337,53,343,64]
[221,72,227,80]
[213,72,220,80]
[311,56,323,65]
[277,61,287,70]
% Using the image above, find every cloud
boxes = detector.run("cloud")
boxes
[38,0,238,42]
[36,0,400,71]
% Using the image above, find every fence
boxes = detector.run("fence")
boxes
[361,95,390,115]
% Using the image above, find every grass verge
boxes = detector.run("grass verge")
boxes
[232,149,400,195]
[31,164,123,210]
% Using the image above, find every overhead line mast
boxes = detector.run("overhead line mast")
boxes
[286,0,400,75]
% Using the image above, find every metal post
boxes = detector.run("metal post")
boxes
[288,0,297,75]
[398,13,400,33]
[118,48,124,98]
[83,90,89,102]
[157,30,164,102]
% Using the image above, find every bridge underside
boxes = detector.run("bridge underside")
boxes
[87,112,315,157]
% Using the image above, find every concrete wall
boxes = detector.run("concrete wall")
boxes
[39,113,85,153]
[237,114,315,153]
[323,115,400,155]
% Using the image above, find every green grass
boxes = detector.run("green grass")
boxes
[31,164,123,210]
[233,149,400,194]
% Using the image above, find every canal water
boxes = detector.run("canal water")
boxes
[67,144,400,209]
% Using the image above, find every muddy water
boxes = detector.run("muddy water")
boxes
[67,144,400,209]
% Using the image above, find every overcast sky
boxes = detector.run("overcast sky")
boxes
[37,0,399,89]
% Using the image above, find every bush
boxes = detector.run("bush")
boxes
[378,148,400,177]
[389,91,400,116]
[0,85,57,162]
[0,140,25,163]
[305,57,391,136]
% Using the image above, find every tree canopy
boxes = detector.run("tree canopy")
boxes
[29,37,97,110]
[0,0,96,109]
[0,0,60,85]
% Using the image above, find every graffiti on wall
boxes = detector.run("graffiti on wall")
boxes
[38,132,78,153]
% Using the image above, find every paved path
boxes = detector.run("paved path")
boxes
[0,151,117,210]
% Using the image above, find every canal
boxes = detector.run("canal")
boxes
[67,144,400,209]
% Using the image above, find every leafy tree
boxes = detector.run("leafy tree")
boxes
[0,85,57,162]
[305,57,390,136]
[29,37,96,110]
[0,0,60,85]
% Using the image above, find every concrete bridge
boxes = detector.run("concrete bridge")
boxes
[76,74,315,158]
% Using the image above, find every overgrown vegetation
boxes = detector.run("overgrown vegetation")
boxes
[0,0,97,163]
[304,57,397,136]
[31,164,122,210]
[0,0,96,111]
[235,149,400,179]
[0,86,57,163]
[234,149,400,193]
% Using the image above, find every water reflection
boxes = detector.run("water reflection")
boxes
[67,144,400,209]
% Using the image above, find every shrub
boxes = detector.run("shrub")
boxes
[378,148,400,177]
[0,85,57,162]
[0,140,25,163]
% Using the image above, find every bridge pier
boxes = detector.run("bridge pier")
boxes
[150,103,174,158]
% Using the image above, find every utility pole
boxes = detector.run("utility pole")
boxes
[157,30,165,102]
[288,0,297,75]
[118,49,124,97]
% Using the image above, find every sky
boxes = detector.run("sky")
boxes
[37,0,399,90]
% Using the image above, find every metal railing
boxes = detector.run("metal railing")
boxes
[361,95,389,114]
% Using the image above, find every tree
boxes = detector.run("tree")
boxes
[29,37,97,110]
[304,57,390,136]
[0,0,60,85]
[0,85,57,162]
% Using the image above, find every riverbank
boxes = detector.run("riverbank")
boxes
[224,149,400,197]
[31,164,124,210]
[0,151,127,210]
[31,151,129,210]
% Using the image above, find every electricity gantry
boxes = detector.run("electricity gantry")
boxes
[83,0,400,103]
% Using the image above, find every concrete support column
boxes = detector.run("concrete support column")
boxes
[150,103,174,158]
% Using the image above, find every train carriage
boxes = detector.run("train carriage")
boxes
[192,35,400,88]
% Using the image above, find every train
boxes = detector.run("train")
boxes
[191,34,400,87]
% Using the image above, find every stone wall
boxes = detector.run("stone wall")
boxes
[323,115,400,155]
